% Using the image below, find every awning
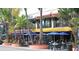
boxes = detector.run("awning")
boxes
[47,32,69,35]
[59,32,69,35]
[24,32,38,35]
[24,33,47,36]
[32,27,72,32]
[47,32,60,35]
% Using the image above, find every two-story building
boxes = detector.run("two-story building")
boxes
[31,10,75,46]
[32,12,72,33]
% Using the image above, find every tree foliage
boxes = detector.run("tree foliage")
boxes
[0,8,11,22]
[58,8,79,43]
[15,15,35,29]
[58,8,79,19]
[69,18,79,28]
[0,8,20,33]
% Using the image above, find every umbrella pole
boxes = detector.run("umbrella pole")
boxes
[71,34,72,42]
[60,35,62,50]
[53,35,55,50]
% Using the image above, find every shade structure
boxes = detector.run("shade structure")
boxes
[24,32,38,36]
[47,32,60,35]
[59,32,69,35]
[47,32,69,35]
[59,32,69,41]
[47,32,60,42]
[47,32,70,50]
[47,32,59,50]
[24,32,48,36]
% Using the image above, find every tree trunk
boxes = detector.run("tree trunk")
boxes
[38,8,43,44]
[72,29,77,48]
[70,13,77,48]
[24,8,33,44]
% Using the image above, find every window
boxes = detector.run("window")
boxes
[37,18,52,28]
[45,20,50,27]
[37,21,40,28]
[42,20,44,27]
[42,18,51,28]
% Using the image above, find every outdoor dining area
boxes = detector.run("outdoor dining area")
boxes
[10,30,73,51]
[47,32,73,51]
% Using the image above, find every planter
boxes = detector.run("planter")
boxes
[2,43,10,47]
[29,44,48,49]
[11,44,19,47]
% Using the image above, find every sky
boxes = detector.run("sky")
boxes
[20,8,58,18]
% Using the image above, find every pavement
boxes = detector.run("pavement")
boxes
[0,45,50,51]
[0,45,74,51]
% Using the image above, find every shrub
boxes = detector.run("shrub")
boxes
[77,40,79,44]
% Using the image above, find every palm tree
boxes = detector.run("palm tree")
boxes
[58,8,79,48]
[24,8,34,44]
[14,8,35,44]
[0,8,20,43]
[38,8,43,44]
[0,8,20,33]
[0,8,12,39]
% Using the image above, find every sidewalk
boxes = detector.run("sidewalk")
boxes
[11,46,50,51]
[0,45,50,51]
[0,45,70,51]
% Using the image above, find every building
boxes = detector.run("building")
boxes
[32,11,72,33]
[30,9,75,48]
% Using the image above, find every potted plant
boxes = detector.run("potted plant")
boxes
[11,39,19,47]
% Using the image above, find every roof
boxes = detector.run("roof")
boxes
[35,13,59,20]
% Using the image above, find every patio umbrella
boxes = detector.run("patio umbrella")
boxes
[59,32,69,35]
[58,32,70,45]
[24,32,48,36]
[47,32,60,42]
[24,32,38,36]
[47,32,69,40]
[47,32,60,50]
[59,32,69,39]
[47,32,60,35]
[47,32,69,42]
